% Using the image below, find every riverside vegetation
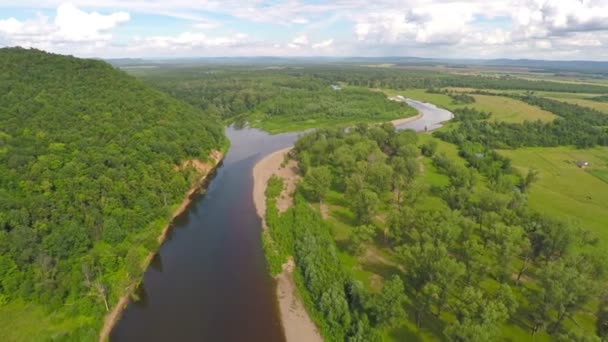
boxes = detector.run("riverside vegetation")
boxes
[0,48,227,340]
[263,122,607,341]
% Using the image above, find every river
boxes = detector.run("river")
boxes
[110,99,453,341]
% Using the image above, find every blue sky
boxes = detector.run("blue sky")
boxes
[0,1,607,60]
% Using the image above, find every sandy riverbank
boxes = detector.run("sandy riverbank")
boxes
[252,147,322,342]
[252,147,299,221]
[391,112,423,127]
[99,151,223,342]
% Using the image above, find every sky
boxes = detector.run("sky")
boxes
[0,0,607,60]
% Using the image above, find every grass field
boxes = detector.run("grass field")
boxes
[471,94,556,123]
[500,146,608,248]
[0,300,91,341]
[383,88,556,123]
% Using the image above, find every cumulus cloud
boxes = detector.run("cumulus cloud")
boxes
[137,32,248,49]
[192,20,221,30]
[312,38,333,49]
[1,0,607,59]
[291,18,309,24]
[0,3,129,50]
[288,34,309,48]
[54,3,129,41]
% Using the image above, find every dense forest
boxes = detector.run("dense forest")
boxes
[0,48,226,338]
[136,68,416,133]
[264,124,607,341]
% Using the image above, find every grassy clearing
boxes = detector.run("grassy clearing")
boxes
[471,94,556,123]
[500,146,608,248]
[0,300,91,341]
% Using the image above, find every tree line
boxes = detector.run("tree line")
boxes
[436,96,608,149]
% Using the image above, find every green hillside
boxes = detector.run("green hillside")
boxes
[0,48,226,340]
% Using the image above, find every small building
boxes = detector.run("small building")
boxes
[577,161,589,168]
[330,84,342,91]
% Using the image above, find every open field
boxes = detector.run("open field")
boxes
[500,146,608,248]
[471,94,557,123]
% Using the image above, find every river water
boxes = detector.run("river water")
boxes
[110,99,452,341]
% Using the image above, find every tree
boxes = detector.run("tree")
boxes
[445,287,510,342]
[398,241,465,323]
[521,168,539,192]
[348,314,381,342]
[369,275,407,327]
[485,224,526,281]
[351,224,377,255]
[530,259,600,334]
[420,139,438,157]
[303,166,333,202]
[351,189,380,225]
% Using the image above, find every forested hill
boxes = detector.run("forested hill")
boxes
[0,48,226,339]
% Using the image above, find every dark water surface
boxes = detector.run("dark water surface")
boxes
[111,100,451,342]
[111,127,299,342]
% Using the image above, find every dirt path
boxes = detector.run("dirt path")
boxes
[252,147,322,342]
[99,151,223,342]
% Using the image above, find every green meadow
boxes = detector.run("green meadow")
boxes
[500,146,608,248]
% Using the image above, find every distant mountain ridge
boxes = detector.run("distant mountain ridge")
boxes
[105,55,608,74]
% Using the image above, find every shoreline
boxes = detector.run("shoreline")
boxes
[252,147,323,342]
[391,112,423,127]
[99,151,224,342]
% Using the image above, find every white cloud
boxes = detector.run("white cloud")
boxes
[0,2,129,51]
[0,0,607,59]
[292,18,309,24]
[288,34,309,48]
[137,32,248,49]
[192,20,221,30]
[54,3,129,42]
[312,38,333,49]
